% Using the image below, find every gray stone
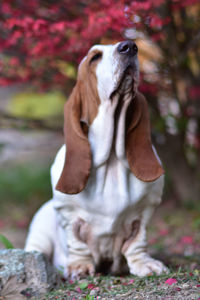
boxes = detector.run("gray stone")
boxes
[0,249,60,299]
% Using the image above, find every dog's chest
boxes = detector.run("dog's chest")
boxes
[53,145,163,240]
[81,152,150,216]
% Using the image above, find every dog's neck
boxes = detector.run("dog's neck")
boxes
[113,76,137,161]
[88,77,136,168]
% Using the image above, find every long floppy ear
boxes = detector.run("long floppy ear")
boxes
[56,85,92,194]
[126,92,164,182]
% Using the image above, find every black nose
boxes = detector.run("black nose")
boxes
[117,41,138,55]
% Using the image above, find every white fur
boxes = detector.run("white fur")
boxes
[25,43,167,277]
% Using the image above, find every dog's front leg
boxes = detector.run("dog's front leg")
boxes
[67,255,95,279]
[122,207,168,277]
[65,221,95,279]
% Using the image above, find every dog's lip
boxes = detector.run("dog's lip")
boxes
[110,65,136,99]
[123,65,136,78]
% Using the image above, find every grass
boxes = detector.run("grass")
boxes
[0,164,52,221]
[43,268,200,300]
[0,234,14,249]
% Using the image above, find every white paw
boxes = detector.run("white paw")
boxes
[67,260,95,279]
[129,257,169,277]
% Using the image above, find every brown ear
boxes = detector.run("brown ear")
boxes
[126,92,164,182]
[56,85,92,194]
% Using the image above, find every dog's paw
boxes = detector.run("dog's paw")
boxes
[67,260,95,279]
[129,257,169,277]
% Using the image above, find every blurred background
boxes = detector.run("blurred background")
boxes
[0,0,200,260]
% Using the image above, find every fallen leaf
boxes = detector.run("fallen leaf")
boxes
[87,283,95,289]
[122,282,128,286]
[113,278,122,284]
[194,269,199,276]
[0,276,27,299]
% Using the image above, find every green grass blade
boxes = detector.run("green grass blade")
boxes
[0,234,14,249]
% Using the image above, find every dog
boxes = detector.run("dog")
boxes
[25,41,168,278]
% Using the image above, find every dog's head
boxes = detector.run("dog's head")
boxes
[78,40,139,102]
[56,41,163,194]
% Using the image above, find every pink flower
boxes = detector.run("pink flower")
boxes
[180,236,193,245]
[69,279,74,284]
[165,278,177,285]
[159,229,169,236]
[129,279,135,284]
[76,287,82,293]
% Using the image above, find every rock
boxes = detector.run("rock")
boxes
[0,249,59,299]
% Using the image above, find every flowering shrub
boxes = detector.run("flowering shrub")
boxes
[0,0,199,91]
[0,0,130,88]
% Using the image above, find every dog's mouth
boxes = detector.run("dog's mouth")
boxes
[110,65,138,99]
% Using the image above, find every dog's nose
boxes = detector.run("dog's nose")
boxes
[117,41,138,56]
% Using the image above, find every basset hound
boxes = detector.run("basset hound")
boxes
[25,41,168,278]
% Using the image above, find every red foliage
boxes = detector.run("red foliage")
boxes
[87,283,96,289]
[0,0,198,90]
[189,86,200,100]
[0,0,131,88]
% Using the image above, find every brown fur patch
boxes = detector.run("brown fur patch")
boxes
[73,218,92,244]
[56,52,101,194]
[126,92,164,182]
[121,220,141,253]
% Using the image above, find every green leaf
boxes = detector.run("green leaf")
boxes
[84,295,94,300]
[79,282,88,290]
[0,234,14,249]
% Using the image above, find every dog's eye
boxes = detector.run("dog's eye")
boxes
[90,52,102,64]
